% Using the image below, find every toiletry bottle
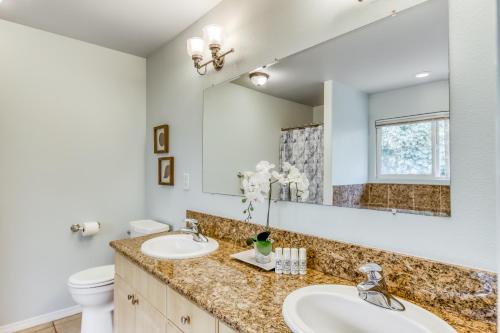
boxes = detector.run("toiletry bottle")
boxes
[275,248,283,274]
[283,248,291,274]
[290,248,299,275]
[299,248,307,275]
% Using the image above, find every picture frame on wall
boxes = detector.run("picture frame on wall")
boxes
[154,124,169,153]
[158,157,174,185]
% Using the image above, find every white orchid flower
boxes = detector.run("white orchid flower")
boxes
[240,160,310,222]
[256,160,275,172]
[272,171,288,185]
[242,171,255,178]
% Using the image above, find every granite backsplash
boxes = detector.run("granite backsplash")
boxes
[332,183,451,216]
[187,210,495,324]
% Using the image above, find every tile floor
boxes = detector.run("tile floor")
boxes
[15,314,81,333]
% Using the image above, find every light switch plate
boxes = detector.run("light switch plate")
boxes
[183,173,190,190]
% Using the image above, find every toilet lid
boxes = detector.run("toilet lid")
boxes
[68,265,115,288]
[129,220,169,235]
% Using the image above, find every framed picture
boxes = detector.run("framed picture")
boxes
[158,157,174,185]
[154,125,169,153]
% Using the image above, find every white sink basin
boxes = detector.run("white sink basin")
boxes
[283,285,456,333]
[141,234,219,259]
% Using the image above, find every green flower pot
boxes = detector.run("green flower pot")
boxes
[254,239,273,264]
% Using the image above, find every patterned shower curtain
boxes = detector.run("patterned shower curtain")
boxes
[279,125,324,204]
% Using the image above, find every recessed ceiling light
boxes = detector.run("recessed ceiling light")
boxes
[416,71,430,78]
[249,72,270,86]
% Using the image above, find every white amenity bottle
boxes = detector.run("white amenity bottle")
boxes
[275,247,283,274]
[290,248,299,275]
[299,248,307,275]
[283,248,291,274]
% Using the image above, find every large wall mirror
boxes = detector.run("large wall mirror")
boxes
[203,0,450,217]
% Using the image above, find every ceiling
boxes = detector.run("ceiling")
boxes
[233,0,449,106]
[0,0,223,57]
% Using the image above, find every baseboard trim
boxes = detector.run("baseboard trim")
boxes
[0,305,82,333]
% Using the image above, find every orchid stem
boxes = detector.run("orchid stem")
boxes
[266,181,272,231]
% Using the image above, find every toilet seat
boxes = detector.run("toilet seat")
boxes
[68,265,115,289]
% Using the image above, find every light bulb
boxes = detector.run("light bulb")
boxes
[186,37,204,58]
[415,71,430,78]
[203,24,224,48]
[249,72,269,86]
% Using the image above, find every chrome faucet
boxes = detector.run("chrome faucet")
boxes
[180,218,208,243]
[357,263,405,311]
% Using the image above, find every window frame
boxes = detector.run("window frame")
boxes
[375,112,450,183]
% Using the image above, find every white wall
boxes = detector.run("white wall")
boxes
[330,81,369,185]
[0,20,146,325]
[368,80,450,181]
[313,105,324,124]
[146,0,498,271]
[322,82,333,205]
[203,82,313,195]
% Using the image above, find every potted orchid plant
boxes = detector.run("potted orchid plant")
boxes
[239,161,310,263]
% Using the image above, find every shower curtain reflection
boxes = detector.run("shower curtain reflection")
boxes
[279,125,324,204]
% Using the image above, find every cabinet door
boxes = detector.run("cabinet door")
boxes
[166,320,183,333]
[167,287,217,333]
[135,296,167,333]
[218,321,237,333]
[114,275,136,333]
[133,264,167,316]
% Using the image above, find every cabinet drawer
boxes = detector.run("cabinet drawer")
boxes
[115,253,135,284]
[218,321,238,333]
[115,253,167,316]
[167,287,216,333]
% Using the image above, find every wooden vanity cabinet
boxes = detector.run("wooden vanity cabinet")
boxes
[114,253,237,333]
[114,267,167,333]
[218,322,237,333]
[114,275,137,333]
[167,320,184,333]
[166,287,216,333]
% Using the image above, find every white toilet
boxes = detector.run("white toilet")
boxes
[68,220,170,333]
[68,265,115,333]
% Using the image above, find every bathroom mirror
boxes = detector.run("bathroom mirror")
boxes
[203,0,451,217]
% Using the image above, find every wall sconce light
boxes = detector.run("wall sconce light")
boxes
[186,24,234,75]
[249,72,270,86]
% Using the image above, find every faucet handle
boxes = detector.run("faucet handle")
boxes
[185,218,199,228]
[358,263,383,281]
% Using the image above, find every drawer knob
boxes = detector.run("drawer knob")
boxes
[127,294,133,300]
[180,315,191,325]
[132,297,139,305]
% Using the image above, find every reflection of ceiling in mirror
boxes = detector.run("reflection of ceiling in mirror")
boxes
[232,0,449,107]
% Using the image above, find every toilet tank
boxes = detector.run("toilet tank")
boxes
[129,219,170,238]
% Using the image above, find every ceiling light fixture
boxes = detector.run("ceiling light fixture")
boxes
[415,71,430,78]
[186,24,234,76]
[249,72,270,86]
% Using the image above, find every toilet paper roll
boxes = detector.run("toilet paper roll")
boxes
[82,221,100,237]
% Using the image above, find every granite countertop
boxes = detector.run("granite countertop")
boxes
[110,233,494,333]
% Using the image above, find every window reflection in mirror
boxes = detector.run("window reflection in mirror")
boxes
[203,0,451,217]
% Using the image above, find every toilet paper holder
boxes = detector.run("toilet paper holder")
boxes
[70,222,101,233]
